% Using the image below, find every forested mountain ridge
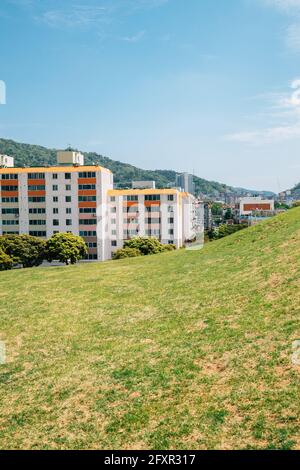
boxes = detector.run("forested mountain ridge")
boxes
[0,138,272,196]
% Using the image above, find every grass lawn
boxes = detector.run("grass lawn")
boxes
[0,208,300,450]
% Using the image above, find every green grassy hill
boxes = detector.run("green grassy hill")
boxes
[0,209,300,450]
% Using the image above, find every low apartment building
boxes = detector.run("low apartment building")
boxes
[239,197,275,216]
[107,189,195,258]
[0,151,197,261]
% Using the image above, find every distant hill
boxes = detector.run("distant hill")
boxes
[0,138,273,196]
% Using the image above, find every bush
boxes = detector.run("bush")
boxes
[0,235,46,268]
[46,233,88,265]
[124,237,166,256]
[0,248,13,271]
[162,244,176,252]
[113,247,141,260]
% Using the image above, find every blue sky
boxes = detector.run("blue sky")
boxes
[1,0,300,191]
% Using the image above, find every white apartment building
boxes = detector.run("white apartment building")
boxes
[239,197,275,216]
[0,154,14,168]
[107,189,196,257]
[0,151,198,261]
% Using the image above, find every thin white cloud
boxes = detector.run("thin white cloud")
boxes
[6,0,170,31]
[263,0,300,51]
[40,5,108,29]
[121,30,146,42]
[264,0,300,10]
[286,23,300,50]
[226,79,300,144]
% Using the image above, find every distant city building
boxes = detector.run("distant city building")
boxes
[132,181,156,189]
[203,203,212,231]
[239,197,275,216]
[0,154,14,168]
[175,173,195,195]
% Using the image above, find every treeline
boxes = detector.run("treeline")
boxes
[0,138,235,194]
[0,233,87,271]
[207,224,247,241]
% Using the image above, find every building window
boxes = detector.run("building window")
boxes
[145,195,160,201]
[28,197,46,203]
[1,174,18,180]
[111,207,116,213]
[2,208,19,214]
[52,174,58,179]
[78,196,96,202]
[28,185,45,191]
[1,186,18,192]
[168,195,174,201]
[125,195,138,201]
[145,218,161,224]
[2,220,19,225]
[110,196,116,202]
[66,208,72,214]
[78,184,96,190]
[65,173,71,180]
[111,229,117,235]
[79,219,97,225]
[66,196,72,203]
[53,208,58,214]
[52,185,58,191]
[29,220,46,226]
[2,197,19,203]
[111,219,116,225]
[79,231,97,237]
[79,208,96,214]
[53,196,58,203]
[66,219,72,226]
[28,173,45,179]
[168,229,174,235]
[78,171,96,178]
[29,208,46,214]
[66,184,71,191]
[53,219,59,226]
[168,218,174,224]
[111,240,117,247]
[29,231,46,237]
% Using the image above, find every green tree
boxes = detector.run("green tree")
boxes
[124,237,166,256]
[0,248,13,271]
[46,233,88,265]
[0,235,46,268]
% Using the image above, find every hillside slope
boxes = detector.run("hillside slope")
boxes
[0,209,300,449]
[0,138,273,196]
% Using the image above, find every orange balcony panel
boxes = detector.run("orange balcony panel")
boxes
[1,191,19,197]
[27,179,46,186]
[28,190,46,197]
[0,180,19,186]
[124,202,139,208]
[243,204,271,211]
[78,190,97,196]
[78,178,97,185]
[144,201,161,207]
[78,202,97,208]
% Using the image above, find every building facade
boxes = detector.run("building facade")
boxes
[175,173,195,195]
[239,197,275,216]
[0,152,197,261]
